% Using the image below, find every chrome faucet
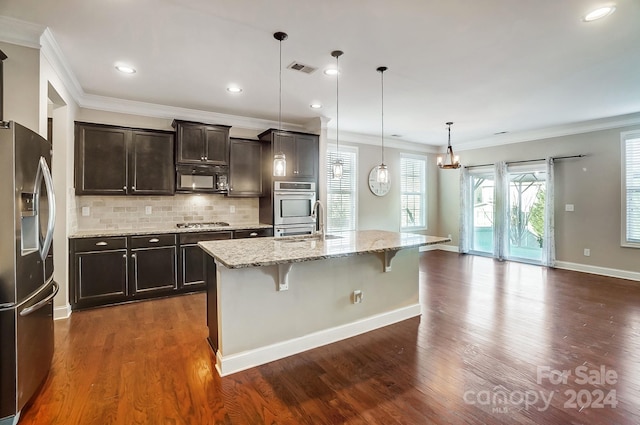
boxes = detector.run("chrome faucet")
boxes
[311,200,325,241]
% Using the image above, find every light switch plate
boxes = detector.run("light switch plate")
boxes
[145,206,152,215]
[81,206,90,217]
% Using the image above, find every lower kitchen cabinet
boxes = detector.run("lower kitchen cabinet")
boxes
[131,235,178,295]
[179,231,233,290]
[70,228,273,310]
[72,237,129,309]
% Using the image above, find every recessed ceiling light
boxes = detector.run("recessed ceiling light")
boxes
[226,86,242,93]
[115,65,136,74]
[583,6,616,22]
[324,68,339,76]
[310,103,322,109]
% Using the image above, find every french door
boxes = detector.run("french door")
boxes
[465,162,551,265]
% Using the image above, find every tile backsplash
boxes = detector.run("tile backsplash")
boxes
[75,194,259,231]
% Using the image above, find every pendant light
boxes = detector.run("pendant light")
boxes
[273,31,288,177]
[331,50,344,179]
[375,66,389,184]
[437,122,461,169]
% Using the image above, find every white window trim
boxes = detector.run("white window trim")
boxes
[400,153,427,231]
[326,144,358,232]
[621,130,640,248]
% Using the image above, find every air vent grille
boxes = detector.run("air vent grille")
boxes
[287,62,317,74]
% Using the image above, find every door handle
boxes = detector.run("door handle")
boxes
[20,281,59,317]
[35,157,56,261]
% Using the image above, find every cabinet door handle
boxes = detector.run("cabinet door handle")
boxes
[204,156,208,160]
[250,232,258,237]
[123,185,127,190]
[132,186,136,190]
[122,253,127,258]
[96,241,108,246]
[149,238,160,243]
[131,253,137,258]
[201,156,205,161]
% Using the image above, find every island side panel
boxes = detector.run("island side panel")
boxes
[215,248,420,360]
[206,255,218,352]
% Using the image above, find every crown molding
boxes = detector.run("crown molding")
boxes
[452,111,640,152]
[0,16,44,48]
[333,129,441,153]
[79,93,306,131]
[40,28,84,103]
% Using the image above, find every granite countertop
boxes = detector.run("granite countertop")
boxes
[70,223,273,238]
[198,230,451,269]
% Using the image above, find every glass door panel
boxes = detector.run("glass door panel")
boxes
[470,173,495,255]
[507,168,546,263]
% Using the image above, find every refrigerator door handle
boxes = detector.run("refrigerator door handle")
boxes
[36,156,56,261]
[20,281,59,317]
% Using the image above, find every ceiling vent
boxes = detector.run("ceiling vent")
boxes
[287,61,317,74]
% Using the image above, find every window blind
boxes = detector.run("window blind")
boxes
[624,135,640,244]
[400,155,426,229]
[326,147,357,231]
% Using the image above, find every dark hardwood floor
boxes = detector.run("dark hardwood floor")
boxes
[19,251,640,424]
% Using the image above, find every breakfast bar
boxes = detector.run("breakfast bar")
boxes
[199,230,450,376]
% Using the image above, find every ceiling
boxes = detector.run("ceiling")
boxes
[1,0,639,149]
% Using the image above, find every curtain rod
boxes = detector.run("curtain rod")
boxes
[464,154,586,169]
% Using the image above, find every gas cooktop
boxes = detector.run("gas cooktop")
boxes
[176,222,230,229]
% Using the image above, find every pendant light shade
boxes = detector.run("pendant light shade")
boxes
[273,31,288,177]
[376,66,389,184]
[437,122,461,169]
[331,50,344,180]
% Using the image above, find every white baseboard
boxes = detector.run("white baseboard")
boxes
[54,303,72,320]
[420,244,459,253]
[554,261,640,282]
[215,303,422,377]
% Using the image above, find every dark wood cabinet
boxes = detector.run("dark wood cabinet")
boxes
[258,129,319,181]
[179,231,233,290]
[71,237,128,309]
[229,138,263,197]
[75,122,175,196]
[130,235,177,295]
[75,124,128,194]
[70,228,273,310]
[173,120,230,165]
[130,130,175,195]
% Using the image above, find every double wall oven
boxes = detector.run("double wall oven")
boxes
[273,181,316,237]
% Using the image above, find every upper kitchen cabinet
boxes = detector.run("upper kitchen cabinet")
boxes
[173,120,230,165]
[228,138,262,197]
[75,122,175,196]
[258,129,319,181]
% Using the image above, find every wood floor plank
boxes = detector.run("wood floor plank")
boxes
[17,251,640,424]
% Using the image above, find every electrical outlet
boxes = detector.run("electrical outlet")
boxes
[230,205,236,213]
[584,248,591,257]
[352,290,363,304]
[81,206,90,217]
[145,206,152,215]
[565,204,575,212]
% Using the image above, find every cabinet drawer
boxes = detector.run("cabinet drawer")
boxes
[179,231,232,245]
[131,234,176,249]
[74,237,127,252]
[234,228,273,239]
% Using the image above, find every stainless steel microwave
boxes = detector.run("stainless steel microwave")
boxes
[176,164,228,193]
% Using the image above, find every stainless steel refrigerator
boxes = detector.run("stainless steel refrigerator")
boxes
[0,121,58,425]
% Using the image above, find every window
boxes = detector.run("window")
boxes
[622,131,640,247]
[326,146,357,232]
[400,154,426,229]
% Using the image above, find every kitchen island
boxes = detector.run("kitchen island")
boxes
[199,230,450,376]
